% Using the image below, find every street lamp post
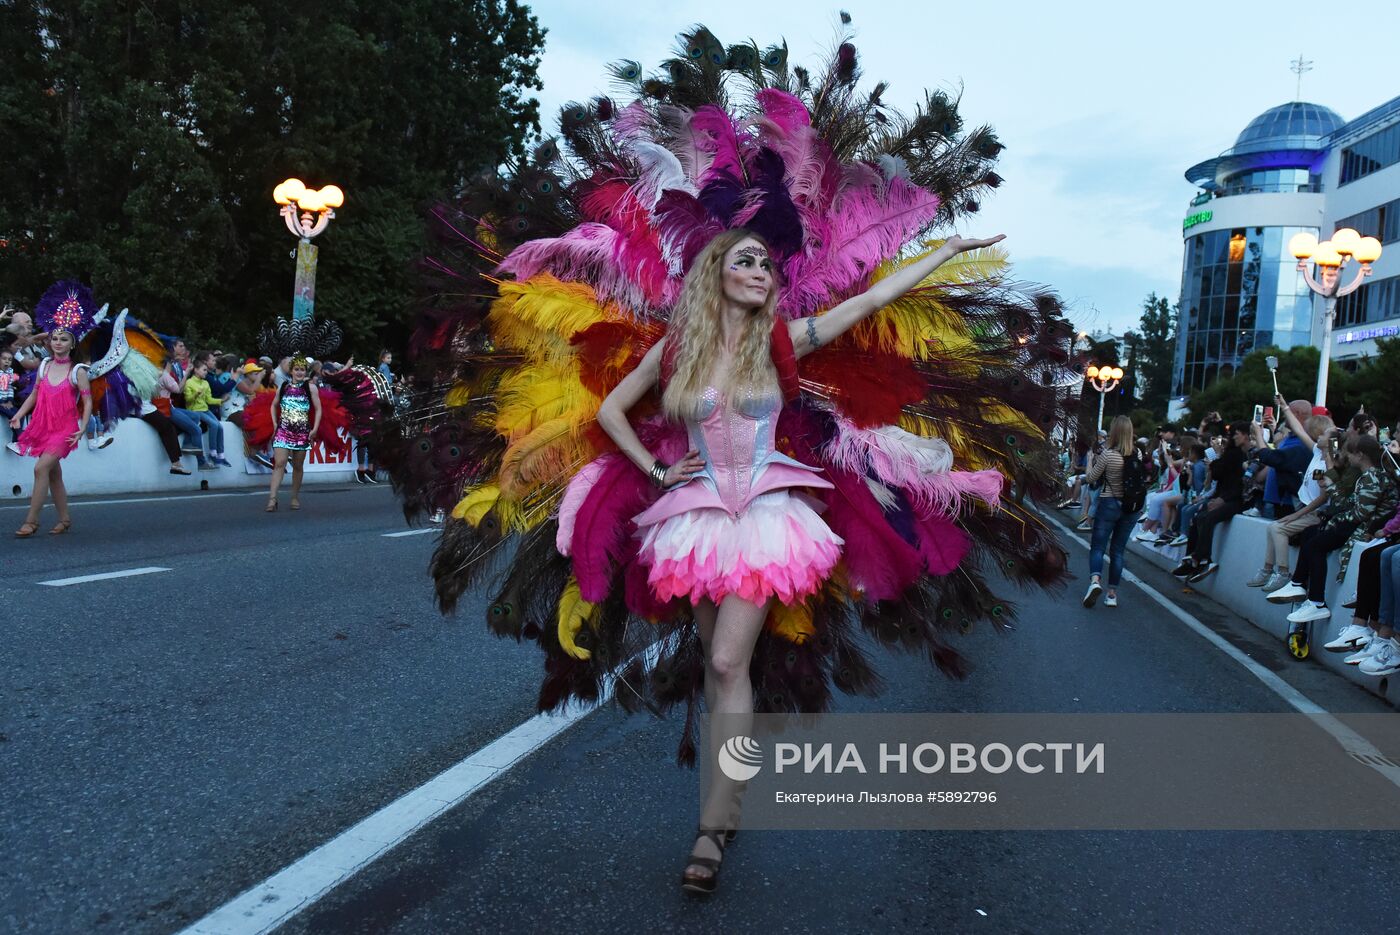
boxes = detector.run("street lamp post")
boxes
[273,178,346,321]
[1085,364,1123,432]
[1288,229,1383,407]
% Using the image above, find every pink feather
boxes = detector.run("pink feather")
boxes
[824,417,1004,514]
[689,105,748,185]
[569,455,653,601]
[556,457,609,555]
[820,466,922,601]
[755,88,811,131]
[654,190,723,271]
[654,104,713,184]
[913,510,971,575]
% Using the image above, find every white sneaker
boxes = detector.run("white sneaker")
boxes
[97,433,114,449]
[4,441,19,455]
[1359,638,1400,676]
[1286,602,1331,624]
[1104,593,1118,608]
[1075,519,1092,532]
[1244,568,1273,588]
[1083,579,1102,608]
[1169,535,1188,547]
[86,437,98,451]
[1344,634,1377,665]
[1325,624,1374,653]
[431,509,446,523]
[1267,582,1307,604]
[1243,507,1262,518]
[1132,530,1157,542]
[1261,571,1291,593]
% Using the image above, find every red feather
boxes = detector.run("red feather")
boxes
[241,391,276,448]
[801,345,923,427]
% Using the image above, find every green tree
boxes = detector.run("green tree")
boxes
[0,0,545,356]
[1133,291,1177,416]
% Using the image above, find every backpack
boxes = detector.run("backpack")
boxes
[1120,450,1149,513]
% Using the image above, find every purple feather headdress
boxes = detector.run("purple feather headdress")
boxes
[34,281,100,341]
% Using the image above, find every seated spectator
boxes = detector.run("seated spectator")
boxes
[224,360,264,430]
[1323,438,1400,668]
[1250,398,1313,520]
[156,357,211,469]
[1172,421,1251,582]
[184,361,231,467]
[1134,437,1180,541]
[378,349,395,382]
[138,390,192,475]
[1247,413,1335,591]
[0,347,18,446]
[1159,443,1210,545]
[1270,435,1396,628]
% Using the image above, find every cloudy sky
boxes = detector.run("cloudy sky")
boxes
[523,0,1399,335]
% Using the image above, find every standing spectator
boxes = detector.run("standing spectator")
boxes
[1082,415,1144,609]
[184,361,230,467]
[1173,421,1251,582]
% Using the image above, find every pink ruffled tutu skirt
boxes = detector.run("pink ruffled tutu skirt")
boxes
[636,490,843,606]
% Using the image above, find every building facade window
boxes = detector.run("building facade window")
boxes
[1336,275,1400,327]
[1335,197,1399,245]
[1339,121,1400,185]
[1174,226,1315,394]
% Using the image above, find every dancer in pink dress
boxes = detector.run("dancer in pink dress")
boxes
[591,228,1001,890]
[10,282,99,537]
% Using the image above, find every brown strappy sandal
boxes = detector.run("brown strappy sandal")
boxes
[265,497,278,512]
[49,518,72,536]
[680,828,727,894]
[14,521,40,538]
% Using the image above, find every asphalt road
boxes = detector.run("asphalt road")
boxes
[3,487,1398,934]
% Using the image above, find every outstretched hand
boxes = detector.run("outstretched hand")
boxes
[944,233,1006,254]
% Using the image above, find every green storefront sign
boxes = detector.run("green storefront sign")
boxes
[1183,210,1213,232]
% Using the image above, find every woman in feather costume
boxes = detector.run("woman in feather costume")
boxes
[380,20,1076,895]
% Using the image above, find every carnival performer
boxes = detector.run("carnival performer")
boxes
[379,21,1077,899]
[265,355,321,511]
[595,226,1001,889]
[9,283,99,537]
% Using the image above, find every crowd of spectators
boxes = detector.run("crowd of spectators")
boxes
[3,305,395,485]
[1057,399,1400,676]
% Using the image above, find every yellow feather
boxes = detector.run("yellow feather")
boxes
[557,578,598,660]
[498,416,591,498]
[444,381,473,408]
[768,602,815,644]
[488,275,615,363]
[493,364,600,443]
[451,483,499,526]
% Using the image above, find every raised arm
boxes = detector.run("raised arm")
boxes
[595,340,703,487]
[787,234,1005,359]
[1275,393,1314,449]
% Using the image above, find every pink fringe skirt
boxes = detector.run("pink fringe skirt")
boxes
[636,491,843,606]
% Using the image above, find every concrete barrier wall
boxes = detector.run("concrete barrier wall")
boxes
[1123,514,1392,701]
[3,417,357,499]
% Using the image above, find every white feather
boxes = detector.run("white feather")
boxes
[628,140,695,209]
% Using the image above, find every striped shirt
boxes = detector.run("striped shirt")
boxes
[1086,449,1126,499]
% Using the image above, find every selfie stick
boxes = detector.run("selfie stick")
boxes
[1266,355,1280,398]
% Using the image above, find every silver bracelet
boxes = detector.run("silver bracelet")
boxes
[649,459,669,487]
[806,316,822,350]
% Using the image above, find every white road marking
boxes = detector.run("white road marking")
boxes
[1,487,379,511]
[177,639,669,935]
[382,528,435,538]
[1042,510,1400,788]
[38,567,171,587]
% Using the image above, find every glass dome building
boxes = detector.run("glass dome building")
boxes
[1174,103,1342,393]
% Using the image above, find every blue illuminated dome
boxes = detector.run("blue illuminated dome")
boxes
[1186,101,1345,189]
[1231,102,1345,154]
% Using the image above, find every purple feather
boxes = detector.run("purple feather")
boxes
[731,147,804,259]
[97,370,141,428]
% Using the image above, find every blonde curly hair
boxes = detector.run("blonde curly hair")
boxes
[661,229,780,421]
